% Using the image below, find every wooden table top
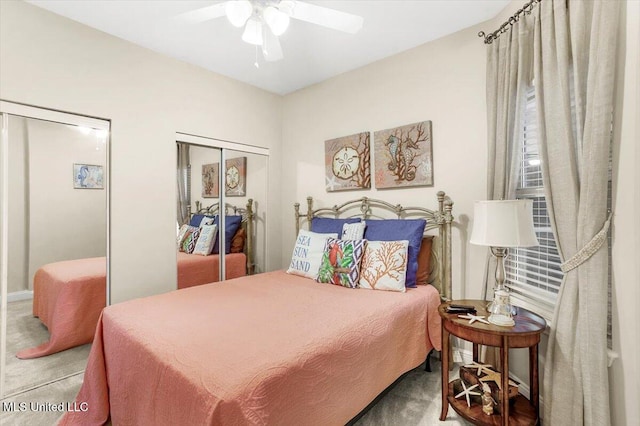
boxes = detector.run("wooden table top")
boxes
[438,299,547,337]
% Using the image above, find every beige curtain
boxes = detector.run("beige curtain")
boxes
[533,1,620,425]
[176,142,190,225]
[481,11,536,366]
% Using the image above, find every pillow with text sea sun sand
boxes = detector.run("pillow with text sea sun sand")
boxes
[287,229,338,280]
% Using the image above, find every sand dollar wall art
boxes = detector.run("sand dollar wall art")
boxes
[324,132,371,192]
[374,121,433,189]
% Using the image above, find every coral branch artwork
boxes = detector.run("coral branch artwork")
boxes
[202,163,219,198]
[374,121,433,189]
[324,132,371,192]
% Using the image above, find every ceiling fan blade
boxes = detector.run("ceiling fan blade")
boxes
[177,2,228,23]
[289,1,363,34]
[262,27,283,62]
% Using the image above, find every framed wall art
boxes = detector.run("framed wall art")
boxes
[374,121,433,189]
[324,131,371,192]
[225,156,247,197]
[202,163,219,198]
[73,163,104,189]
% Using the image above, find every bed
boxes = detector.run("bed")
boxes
[16,201,257,359]
[59,192,454,426]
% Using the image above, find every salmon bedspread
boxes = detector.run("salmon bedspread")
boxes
[59,270,442,426]
[177,252,246,289]
[17,257,107,359]
[18,254,247,359]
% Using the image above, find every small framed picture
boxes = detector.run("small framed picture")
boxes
[73,164,104,189]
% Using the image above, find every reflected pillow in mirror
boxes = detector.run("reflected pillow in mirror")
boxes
[193,224,218,256]
[359,240,409,292]
[230,227,246,253]
[287,229,338,279]
[181,226,201,254]
[177,224,191,247]
[212,215,243,254]
[189,214,214,228]
[198,216,215,227]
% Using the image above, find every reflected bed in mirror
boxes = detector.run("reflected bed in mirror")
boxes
[0,107,109,397]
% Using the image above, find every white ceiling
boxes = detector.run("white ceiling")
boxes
[26,0,509,95]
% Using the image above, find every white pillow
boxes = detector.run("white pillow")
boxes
[341,221,366,240]
[199,216,215,227]
[193,224,218,256]
[359,240,409,292]
[287,229,338,279]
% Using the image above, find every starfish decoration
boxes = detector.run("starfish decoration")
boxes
[479,370,519,390]
[325,175,339,191]
[457,313,491,325]
[464,361,495,376]
[454,381,481,408]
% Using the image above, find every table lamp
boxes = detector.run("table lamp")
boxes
[470,200,539,326]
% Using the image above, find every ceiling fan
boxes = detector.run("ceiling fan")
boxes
[179,1,364,63]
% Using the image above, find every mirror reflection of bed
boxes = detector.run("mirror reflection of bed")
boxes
[1,113,108,397]
[176,143,268,286]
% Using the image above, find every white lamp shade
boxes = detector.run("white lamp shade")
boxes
[470,200,539,247]
[242,17,263,45]
[263,6,290,36]
[226,0,253,27]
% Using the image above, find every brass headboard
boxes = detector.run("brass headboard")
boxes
[294,191,454,300]
[188,199,255,275]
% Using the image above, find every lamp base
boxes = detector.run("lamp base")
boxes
[488,313,515,326]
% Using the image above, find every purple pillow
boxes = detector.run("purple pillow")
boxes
[363,219,426,288]
[212,215,243,254]
[189,214,214,227]
[311,217,361,236]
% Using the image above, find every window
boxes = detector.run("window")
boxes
[504,87,563,320]
[506,86,613,350]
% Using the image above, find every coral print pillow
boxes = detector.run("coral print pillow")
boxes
[317,238,367,288]
[359,240,409,292]
[287,230,338,279]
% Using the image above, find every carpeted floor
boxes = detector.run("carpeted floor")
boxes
[1,360,467,426]
[3,299,90,396]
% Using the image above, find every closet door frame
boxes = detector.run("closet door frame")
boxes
[0,100,111,398]
[175,132,269,281]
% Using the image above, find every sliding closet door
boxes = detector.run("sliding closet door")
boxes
[0,103,110,398]
[175,133,269,288]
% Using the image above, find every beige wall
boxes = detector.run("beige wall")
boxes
[0,0,283,303]
[27,119,106,284]
[281,10,489,300]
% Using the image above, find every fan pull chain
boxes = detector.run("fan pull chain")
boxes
[254,44,259,69]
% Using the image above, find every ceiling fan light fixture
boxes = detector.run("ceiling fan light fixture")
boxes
[226,0,253,27]
[242,17,263,46]
[263,6,290,36]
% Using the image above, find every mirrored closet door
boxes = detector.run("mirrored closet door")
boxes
[175,134,268,288]
[0,102,110,398]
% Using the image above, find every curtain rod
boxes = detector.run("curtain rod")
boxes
[478,0,542,44]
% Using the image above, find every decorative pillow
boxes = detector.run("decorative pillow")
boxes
[212,215,243,254]
[363,219,426,288]
[189,214,214,228]
[287,230,338,279]
[359,240,409,292]
[341,221,366,240]
[198,216,215,228]
[177,224,191,247]
[311,217,361,235]
[181,226,201,254]
[416,236,434,285]
[316,238,367,288]
[193,224,218,256]
[230,227,246,253]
